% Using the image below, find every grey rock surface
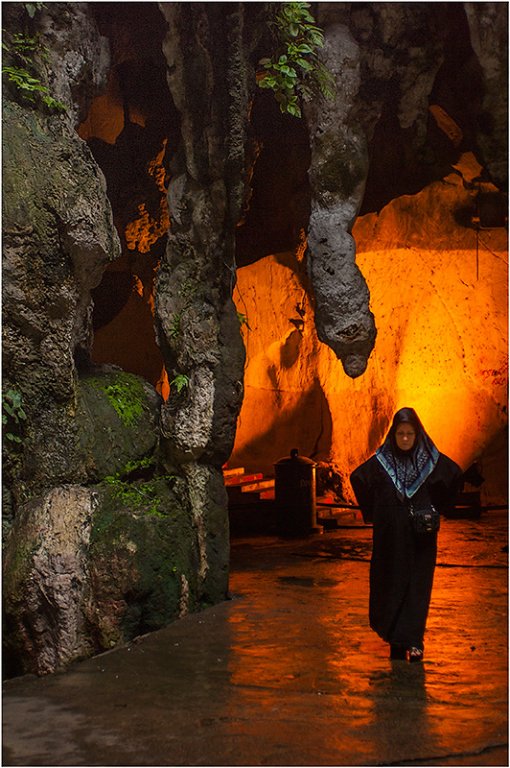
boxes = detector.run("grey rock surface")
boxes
[306,23,376,377]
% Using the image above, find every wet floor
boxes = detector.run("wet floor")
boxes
[2,509,508,766]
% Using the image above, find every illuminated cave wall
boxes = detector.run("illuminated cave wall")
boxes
[228,3,508,506]
[230,160,508,504]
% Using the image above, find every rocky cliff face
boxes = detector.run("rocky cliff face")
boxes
[2,1,252,676]
[2,1,507,675]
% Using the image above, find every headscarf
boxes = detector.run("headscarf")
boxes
[375,407,440,500]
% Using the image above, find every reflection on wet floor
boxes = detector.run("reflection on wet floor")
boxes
[226,509,507,765]
[2,510,507,766]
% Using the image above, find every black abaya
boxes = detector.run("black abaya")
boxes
[351,452,461,648]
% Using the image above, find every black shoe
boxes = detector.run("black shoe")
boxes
[390,644,407,660]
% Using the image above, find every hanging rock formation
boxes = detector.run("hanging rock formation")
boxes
[306,21,376,378]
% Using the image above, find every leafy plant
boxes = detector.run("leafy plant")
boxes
[2,65,65,110]
[2,388,27,444]
[170,374,189,395]
[2,5,67,112]
[257,2,334,117]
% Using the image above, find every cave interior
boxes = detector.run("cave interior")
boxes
[79,2,508,514]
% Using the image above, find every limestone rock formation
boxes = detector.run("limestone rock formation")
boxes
[3,486,97,676]
[155,4,250,600]
[306,22,376,378]
[2,2,247,676]
[2,24,120,505]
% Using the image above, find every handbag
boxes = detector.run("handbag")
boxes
[408,503,440,534]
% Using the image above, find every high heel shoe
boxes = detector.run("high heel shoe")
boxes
[408,646,423,662]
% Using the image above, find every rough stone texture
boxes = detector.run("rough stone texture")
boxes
[157,3,248,464]
[3,486,97,676]
[305,22,377,378]
[36,2,111,127]
[302,3,507,378]
[3,477,204,676]
[86,475,201,653]
[155,4,250,599]
[2,2,120,506]
[464,2,508,188]
[76,368,161,483]
[2,3,217,677]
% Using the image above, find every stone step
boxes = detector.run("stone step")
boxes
[241,479,275,493]
[222,467,245,478]
[224,472,264,487]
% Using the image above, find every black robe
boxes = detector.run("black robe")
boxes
[350,453,462,648]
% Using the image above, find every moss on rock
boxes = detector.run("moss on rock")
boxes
[76,369,161,482]
[88,475,200,646]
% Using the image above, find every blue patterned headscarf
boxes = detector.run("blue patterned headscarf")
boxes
[375,407,439,500]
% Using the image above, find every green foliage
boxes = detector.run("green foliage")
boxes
[100,472,178,519]
[169,313,182,339]
[2,389,27,445]
[86,374,146,427]
[169,374,189,395]
[237,311,251,331]
[178,279,198,299]
[102,478,164,518]
[2,65,65,110]
[2,6,67,112]
[121,456,156,478]
[257,2,334,117]
[102,383,144,426]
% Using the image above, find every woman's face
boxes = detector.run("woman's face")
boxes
[395,422,416,451]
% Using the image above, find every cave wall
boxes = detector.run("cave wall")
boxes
[231,1,508,503]
[231,161,508,504]
[2,1,253,676]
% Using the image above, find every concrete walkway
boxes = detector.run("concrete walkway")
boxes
[2,509,508,766]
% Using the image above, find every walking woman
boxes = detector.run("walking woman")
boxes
[350,407,462,662]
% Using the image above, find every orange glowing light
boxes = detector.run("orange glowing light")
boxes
[230,170,508,505]
[133,275,144,297]
[124,141,170,253]
[148,139,168,193]
[155,366,170,401]
[124,200,170,253]
[77,90,146,145]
